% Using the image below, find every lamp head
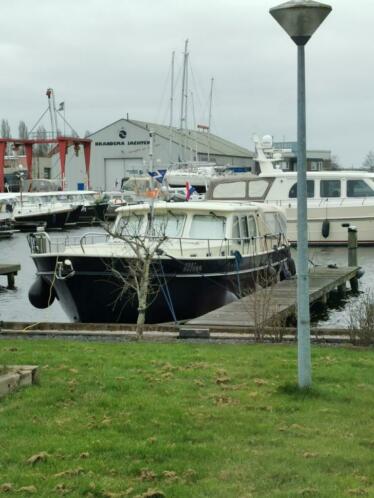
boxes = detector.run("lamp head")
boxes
[270,0,332,46]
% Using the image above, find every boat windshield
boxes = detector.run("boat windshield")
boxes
[148,214,185,237]
[189,214,226,239]
[116,214,145,236]
[264,212,287,235]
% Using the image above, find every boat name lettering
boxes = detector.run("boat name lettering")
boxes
[183,262,203,273]
[94,140,151,147]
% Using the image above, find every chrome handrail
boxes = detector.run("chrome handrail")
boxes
[30,231,289,257]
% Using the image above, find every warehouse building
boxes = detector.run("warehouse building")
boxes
[52,118,254,191]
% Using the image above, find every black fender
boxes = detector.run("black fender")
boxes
[322,219,330,238]
[28,277,56,309]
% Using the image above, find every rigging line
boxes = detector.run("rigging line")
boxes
[154,62,173,125]
[188,60,207,122]
[29,108,50,135]
[153,259,177,323]
[158,259,177,322]
[55,111,78,136]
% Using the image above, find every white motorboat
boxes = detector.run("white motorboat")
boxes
[27,200,295,323]
[4,193,74,231]
[207,138,374,245]
[164,161,249,195]
[0,194,18,238]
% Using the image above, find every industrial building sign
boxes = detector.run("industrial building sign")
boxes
[94,128,150,147]
[94,140,150,146]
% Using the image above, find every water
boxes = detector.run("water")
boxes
[0,230,371,326]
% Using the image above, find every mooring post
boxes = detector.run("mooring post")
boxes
[348,226,358,292]
[7,273,15,290]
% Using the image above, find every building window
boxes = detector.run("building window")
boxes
[320,180,340,197]
[310,160,323,171]
[289,180,315,198]
[347,179,374,197]
[43,168,51,179]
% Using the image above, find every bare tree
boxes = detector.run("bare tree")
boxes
[105,212,168,339]
[1,119,11,138]
[34,125,49,157]
[18,120,28,139]
[330,154,341,170]
[17,121,29,155]
[1,119,12,155]
[363,150,374,171]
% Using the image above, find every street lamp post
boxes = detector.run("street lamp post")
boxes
[269,0,332,388]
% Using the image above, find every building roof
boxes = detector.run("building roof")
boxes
[91,118,253,159]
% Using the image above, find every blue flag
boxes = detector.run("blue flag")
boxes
[148,169,166,184]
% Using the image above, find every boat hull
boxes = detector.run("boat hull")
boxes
[14,208,72,230]
[31,247,292,323]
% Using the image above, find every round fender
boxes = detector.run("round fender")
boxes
[28,277,56,309]
[287,257,296,276]
[322,219,330,239]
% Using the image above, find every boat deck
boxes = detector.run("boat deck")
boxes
[185,266,359,330]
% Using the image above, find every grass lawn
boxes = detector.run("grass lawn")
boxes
[0,339,374,498]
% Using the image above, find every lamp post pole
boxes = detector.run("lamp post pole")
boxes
[296,43,311,387]
[270,0,332,388]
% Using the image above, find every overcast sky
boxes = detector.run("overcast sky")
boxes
[0,0,372,167]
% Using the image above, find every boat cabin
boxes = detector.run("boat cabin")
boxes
[206,172,374,204]
[112,201,288,258]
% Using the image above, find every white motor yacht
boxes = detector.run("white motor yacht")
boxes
[27,201,295,323]
[207,138,374,245]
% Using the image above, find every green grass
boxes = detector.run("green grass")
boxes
[0,340,374,498]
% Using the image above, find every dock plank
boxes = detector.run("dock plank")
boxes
[187,267,359,328]
[0,264,21,275]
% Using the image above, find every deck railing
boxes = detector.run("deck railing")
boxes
[28,230,289,258]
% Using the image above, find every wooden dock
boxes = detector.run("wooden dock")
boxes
[185,266,359,331]
[0,264,21,289]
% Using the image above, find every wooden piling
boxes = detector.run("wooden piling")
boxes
[348,227,358,292]
[0,264,21,289]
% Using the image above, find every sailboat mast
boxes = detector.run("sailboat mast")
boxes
[169,51,175,129]
[208,77,214,131]
[207,77,214,161]
[179,39,189,130]
[169,51,175,161]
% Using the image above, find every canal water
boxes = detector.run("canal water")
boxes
[0,229,372,327]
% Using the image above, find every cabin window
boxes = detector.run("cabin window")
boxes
[150,214,185,237]
[264,212,285,235]
[190,214,226,239]
[276,213,287,235]
[240,216,249,238]
[248,180,270,198]
[212,182,246,199]
[232,216,240,240]
[117,215,144,236]
[347,180,374,197]
[320,180,341,197]
[289,180,315,198]
[247,216,257,237]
